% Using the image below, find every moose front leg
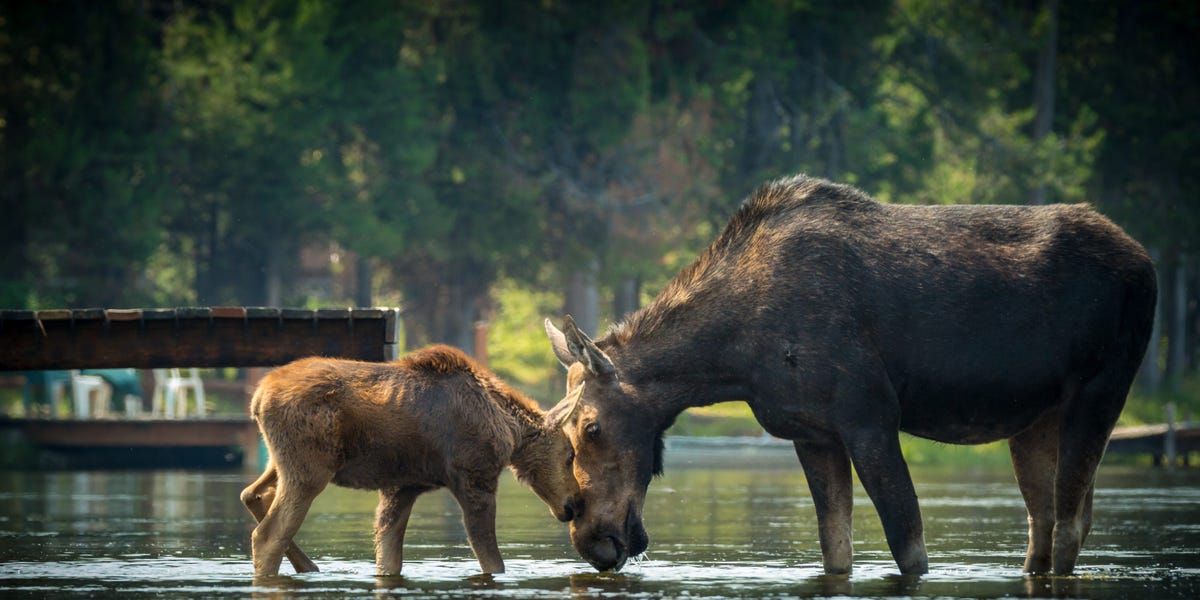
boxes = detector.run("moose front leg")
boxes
[844,426,928,575]
[794,434,854,574]
[450,481,505,574]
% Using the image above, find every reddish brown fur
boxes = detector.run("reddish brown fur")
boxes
[239,345,580,576]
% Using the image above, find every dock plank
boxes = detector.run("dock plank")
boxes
[0,306,399,370]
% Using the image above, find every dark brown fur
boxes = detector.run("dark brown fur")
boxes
[239,345,580,576]
[547,174,1156,575]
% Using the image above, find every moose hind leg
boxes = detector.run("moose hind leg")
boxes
[1009,408,1059,574]
[241,463,319,573]
[794,434,855,574]
[1052,370,1130,575]
[375,487,423,576]
[251,473,328,576]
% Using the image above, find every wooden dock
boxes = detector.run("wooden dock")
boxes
[0,306,399,370]
[0,416,259,469]
[1108,421,1200,467]
[0,306,399,469]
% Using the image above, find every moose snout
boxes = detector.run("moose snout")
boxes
[558,495,582,523]
[586,534,626,571]
[554,494,583,523]
[580,522,644,571]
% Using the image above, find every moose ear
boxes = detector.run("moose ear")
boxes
[544,318,575,368]
[545,382,585,428]
[562,315,616,378]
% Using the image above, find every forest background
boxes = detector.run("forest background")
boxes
[2,1,1197,444]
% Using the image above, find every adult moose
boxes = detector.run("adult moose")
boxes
[545,175,1156,576]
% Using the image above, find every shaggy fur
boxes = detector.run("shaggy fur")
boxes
[549,174,1156,575]
[240,345,580,576]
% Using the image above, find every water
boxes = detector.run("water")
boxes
[1,437,1199,598]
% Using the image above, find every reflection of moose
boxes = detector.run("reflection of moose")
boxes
[545,175,1156,575]
[240,345,582,576]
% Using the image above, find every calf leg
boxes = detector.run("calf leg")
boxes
[1008,408,1059,574]
[240,463,319,573]
[794,433,854,574]
[251,472,329,576]
[375,487,424,575]
[450,480,504,574]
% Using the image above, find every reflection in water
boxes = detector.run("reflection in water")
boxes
[1,439,1199,598]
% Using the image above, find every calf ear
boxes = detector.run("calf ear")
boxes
[545,382,585,428]
[544,318,575,368]
[562,315,615,378]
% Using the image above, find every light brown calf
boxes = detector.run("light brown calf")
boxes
[240,345,583,576]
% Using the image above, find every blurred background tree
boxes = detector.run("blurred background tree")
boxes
[1,0,1195,406]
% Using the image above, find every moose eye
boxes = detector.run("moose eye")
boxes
[584,422,600,438]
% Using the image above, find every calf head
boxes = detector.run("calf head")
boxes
[511,383,585,524]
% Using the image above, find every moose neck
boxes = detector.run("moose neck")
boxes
[603,308,753,426]
[482,378,546,464]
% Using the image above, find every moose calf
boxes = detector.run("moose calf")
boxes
[240,345,583,576]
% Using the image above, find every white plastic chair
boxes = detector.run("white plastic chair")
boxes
[71,371,111,418]
[123,394,144,418]
[152,368,207,418]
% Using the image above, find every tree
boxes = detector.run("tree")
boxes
[1,0,168,307]
[1058,0,1200,389]
[161,0,338,305]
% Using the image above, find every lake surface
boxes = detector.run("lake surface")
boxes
[1,437,1199,598]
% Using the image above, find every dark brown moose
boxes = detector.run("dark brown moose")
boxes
[545,175,1156,576]
[240,345,582,576]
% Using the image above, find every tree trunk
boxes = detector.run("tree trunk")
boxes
[738,77,782,187]
[1167,255,1188,389]
[1030,0,1059,205]
[1188,258,1199,372]
[565,258,600,336]
[437,266,480,356]
[613,275,641,322]
[355,254,372,307]
[1140,247,1163,391]
[195,198,219,305]
[264,241,283,307]
[828,105,846,181]
[446,289,477,356]
[474,319,490,368]
[399,259,488,357]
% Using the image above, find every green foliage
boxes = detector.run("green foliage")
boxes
[899,437,1013,469]
[1121,373,1200,427]
[488,279,563,402]
[664,401,1014,466]
[1,1,1195,413]
[669,402,765,437]
[1,1,168,307]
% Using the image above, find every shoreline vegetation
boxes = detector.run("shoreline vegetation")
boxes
[4,377,1193,469]
[3,314,1194,469]
[663,373,1200,468]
